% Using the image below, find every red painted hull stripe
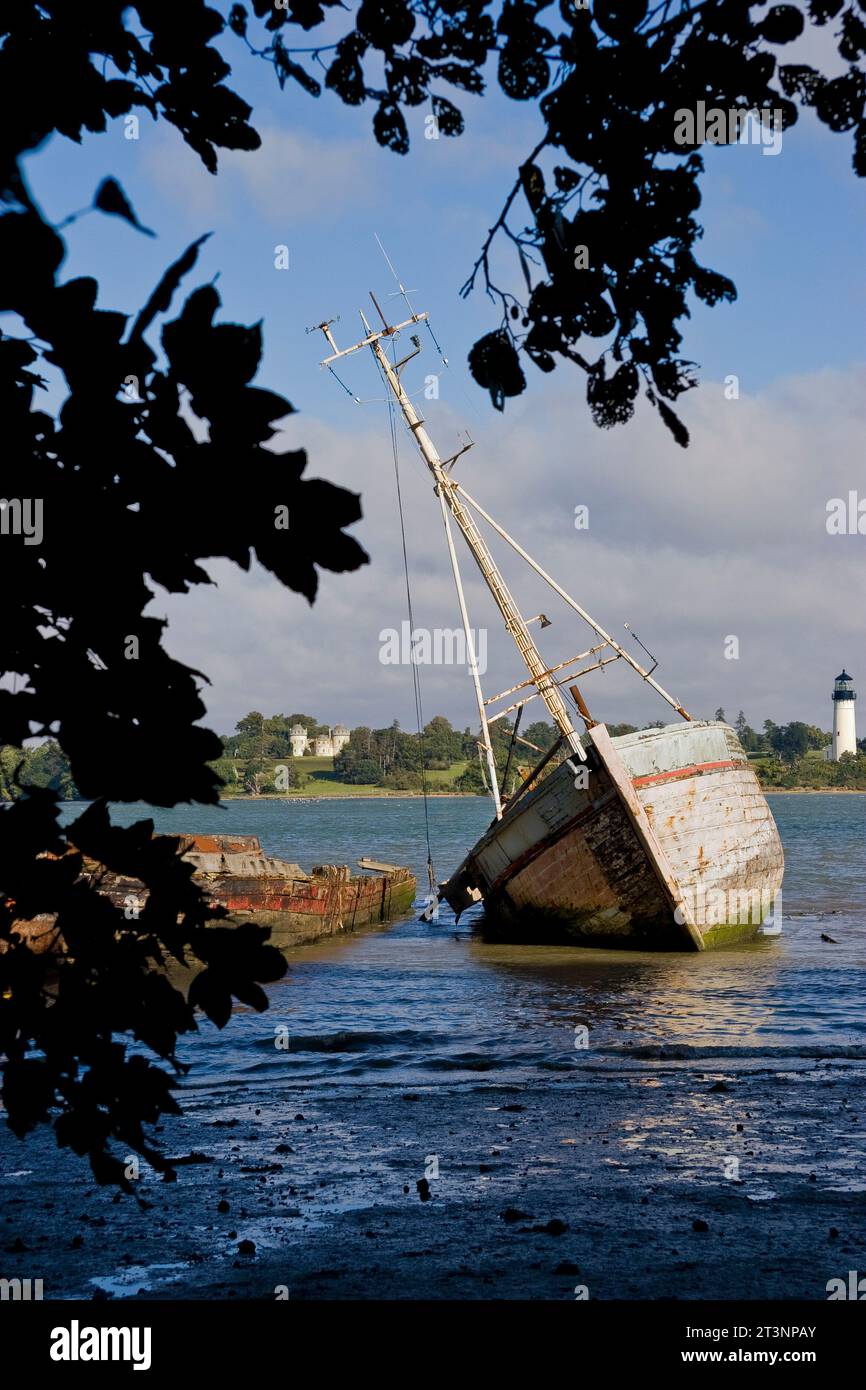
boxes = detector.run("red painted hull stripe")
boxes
[631,759,741,788]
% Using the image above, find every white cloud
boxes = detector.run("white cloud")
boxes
[142,123,375,225]
[150,361,866,738]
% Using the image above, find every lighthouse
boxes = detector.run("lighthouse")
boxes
[830,670,857,760]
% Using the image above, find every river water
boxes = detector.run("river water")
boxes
[63,792,865,1083]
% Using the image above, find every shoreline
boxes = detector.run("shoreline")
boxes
[220,790,476,801]
[218,786,866,801]
[11,788,865,811]
[762,787,866,795]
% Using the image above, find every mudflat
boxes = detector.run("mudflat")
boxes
[2,1058,863,1302]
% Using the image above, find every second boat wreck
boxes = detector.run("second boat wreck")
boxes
[14,835,416,954]
[176,835,416,948]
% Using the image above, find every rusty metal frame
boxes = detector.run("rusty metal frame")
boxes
[483,642,611,707]
[487,654,622,723]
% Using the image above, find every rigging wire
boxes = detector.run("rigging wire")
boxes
[424,316,447,363]
[380,348,438,919]
[325,362,360,401]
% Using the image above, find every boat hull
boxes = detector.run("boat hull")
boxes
[10,836,417,954]
[144,837,417,950]
[441,721,783,951]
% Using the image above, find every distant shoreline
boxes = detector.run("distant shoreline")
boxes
[763,787,866,795]
[220,790,475,801]
[217,786,866,802]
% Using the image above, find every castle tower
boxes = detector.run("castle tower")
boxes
[332,724,350,753]
[289,723,309,758]
[831,670,857,759]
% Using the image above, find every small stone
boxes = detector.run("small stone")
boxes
[500,1207,531,1223]
[217,1199,230,1214]
[237,1239,256,1255]
[543,1219,568,1236]
[692,1219,709,1233]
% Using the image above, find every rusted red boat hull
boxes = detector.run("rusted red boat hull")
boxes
[9,836,417,954]
[205,868,417,948]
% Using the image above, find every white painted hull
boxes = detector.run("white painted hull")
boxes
[441,721,784,951]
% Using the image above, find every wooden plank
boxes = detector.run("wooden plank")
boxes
[589,724,705,951]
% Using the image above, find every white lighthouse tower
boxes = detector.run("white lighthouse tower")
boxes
[829,670,857,760]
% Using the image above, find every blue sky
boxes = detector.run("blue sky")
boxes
[20,13,866,737]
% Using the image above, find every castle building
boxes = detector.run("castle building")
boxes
[289,723,350,758]
[823,671,857,761]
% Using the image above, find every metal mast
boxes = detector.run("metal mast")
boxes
[314,307,586,766]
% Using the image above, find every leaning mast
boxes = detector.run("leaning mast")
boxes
[314,307,586,781]
[313,291,693,815]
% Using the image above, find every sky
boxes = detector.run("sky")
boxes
[20,9,866,740]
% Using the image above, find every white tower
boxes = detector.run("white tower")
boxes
[289,723,309,758]
[831,670,857,759]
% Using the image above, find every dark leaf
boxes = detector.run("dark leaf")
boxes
[128,235,211,343]
[759,5,806,43]
[468,330,527,410]
[93,178,155,237]
[815,70,866,131]
[656,397,690,448]
[228,4,248,37]
[373,100,409,153]
[431,96,465,137]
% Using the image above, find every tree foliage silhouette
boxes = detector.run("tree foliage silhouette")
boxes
[0,2,367,1184]
[230,0,866,444]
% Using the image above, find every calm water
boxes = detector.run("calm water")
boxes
[59,794,866,1091]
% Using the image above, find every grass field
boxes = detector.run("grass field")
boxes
[220,756,472,797]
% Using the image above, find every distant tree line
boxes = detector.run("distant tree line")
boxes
[0,741,77,801]
[759,748,866,789]
[4,706,865,804]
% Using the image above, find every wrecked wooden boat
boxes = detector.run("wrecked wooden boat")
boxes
[175,835,416,948]
[312,289,783,951]
[12,835,416,954]
[440,722,783,949]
